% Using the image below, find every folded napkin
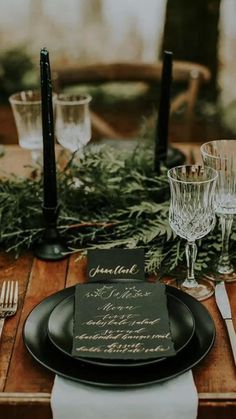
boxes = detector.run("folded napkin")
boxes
[51,371,198,419]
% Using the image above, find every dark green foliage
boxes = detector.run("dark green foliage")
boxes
[0,46,36,101]
[0,143,234,279]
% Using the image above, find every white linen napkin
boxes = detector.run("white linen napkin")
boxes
[51,370,198,419]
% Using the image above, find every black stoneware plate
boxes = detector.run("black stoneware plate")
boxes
[23,285,215,387]
[47,292,195,367]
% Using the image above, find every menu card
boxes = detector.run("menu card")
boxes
[72,282,176,359]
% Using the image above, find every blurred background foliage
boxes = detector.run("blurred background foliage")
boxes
[0,0,235,143]
[0,46,37,102]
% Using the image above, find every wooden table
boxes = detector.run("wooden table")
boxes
[0,145,235,419]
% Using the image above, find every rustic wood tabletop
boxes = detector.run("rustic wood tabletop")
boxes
[0,145,235,419]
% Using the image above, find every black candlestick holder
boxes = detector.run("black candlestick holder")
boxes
[34,205,68,261]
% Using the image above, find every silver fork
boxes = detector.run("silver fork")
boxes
[0,281,18,341]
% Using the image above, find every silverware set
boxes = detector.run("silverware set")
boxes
[0,280,18,341]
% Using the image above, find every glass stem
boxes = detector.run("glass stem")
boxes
[182,241,199,288]
[217,214,233,274]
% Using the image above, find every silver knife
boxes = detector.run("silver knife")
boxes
[215,281,236,365]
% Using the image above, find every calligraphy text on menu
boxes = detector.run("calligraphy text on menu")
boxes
[72,283,176,359]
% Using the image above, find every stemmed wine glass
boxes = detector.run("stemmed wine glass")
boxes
[54,93,92,155]
[9,90,43,164]
[201,139,236,282]
[168,165,218,301]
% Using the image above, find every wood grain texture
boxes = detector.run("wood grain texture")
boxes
[66,252,87,287]
[54,61,211,86]
[193,296,236,394]
[0,145,235,419]
[0,252,33,391]
[4,258,68,393]
[0,251,235,418]
[54,61,211,137]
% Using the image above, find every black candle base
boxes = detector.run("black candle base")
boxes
[34,205,68,261]
[34,226,68,261]
[34,240,68,261]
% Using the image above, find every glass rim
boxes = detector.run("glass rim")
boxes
[167,165,218,184]
[200,139,236,160]
[54,93,92,105]
[9,89,41,105]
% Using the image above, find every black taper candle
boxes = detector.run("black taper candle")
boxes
[154,51,173,174]
[40,47,57,208]
[35,48,67,260]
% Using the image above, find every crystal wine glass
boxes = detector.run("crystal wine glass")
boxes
[9,90,43,163]
[168,165,218,301]
[201,139,236,282]
[55,93,92,155]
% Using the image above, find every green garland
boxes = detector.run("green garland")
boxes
[0,143,235,278]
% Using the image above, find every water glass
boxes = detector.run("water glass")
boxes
[168,165,218,301]
[9,90,42,162]
[55,93,92,153]
[201,139,236,282]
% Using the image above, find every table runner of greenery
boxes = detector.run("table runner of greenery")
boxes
[0,143,235,278]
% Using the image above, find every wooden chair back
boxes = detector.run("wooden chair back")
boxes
[53,61,211,139]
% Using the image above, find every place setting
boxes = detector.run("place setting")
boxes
[19,45,235,355]
[3,46,234,418]
[23,244,216,388]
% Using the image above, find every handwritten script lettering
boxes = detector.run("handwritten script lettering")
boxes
[72,283,176,360]
[76,343,171,354]
[85,313,161,327]
[89,264,140,278]
[85,285,151,299]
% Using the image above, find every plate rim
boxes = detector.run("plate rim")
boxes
[23,284,216,387]
[47,290,196,366]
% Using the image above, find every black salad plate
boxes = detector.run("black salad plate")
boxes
[23,285,216,387]
[47,292,195,367]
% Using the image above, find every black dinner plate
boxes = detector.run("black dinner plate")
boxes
[23,285,215,387]
[47,292,195,367]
